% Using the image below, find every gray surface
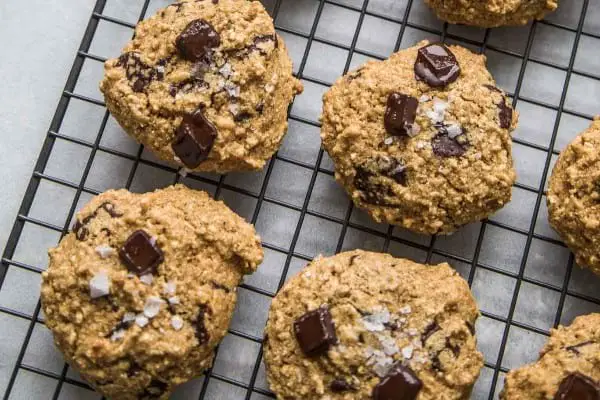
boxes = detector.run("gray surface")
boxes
[1,0,600,399]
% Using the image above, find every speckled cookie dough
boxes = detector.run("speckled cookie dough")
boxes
[548,117,600,277]
[501,313,600,399]
[264,250,483,400]
[100,0,303,174]
[321,41,517,235]
[423,0,558,27]
[40,185,263,400]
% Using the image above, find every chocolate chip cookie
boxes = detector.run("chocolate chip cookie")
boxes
[264,250,483,399]
[40,185,263,400]
[501,313,600,399]
[100,0,303,173]
[321,41,517,235]
[548,117,600,276]
[423,0,558,27]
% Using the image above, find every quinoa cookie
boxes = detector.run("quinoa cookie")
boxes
[264,250,484,399]
[501,313,600,399]
[548,117,600,277]
[423,0,558,27]
[100,0,303,174]
[40,185,263,400]
[321,41,517,235]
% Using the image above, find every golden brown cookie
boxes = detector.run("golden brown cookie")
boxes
[264,250,483,399]
[40,185,263,400]
[100,0,302,173]
[548,117,600,276]
[321,41,517,235]
[501,313,600,399]
[423,0,558,27]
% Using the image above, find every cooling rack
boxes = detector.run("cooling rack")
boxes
[1,0,599,399]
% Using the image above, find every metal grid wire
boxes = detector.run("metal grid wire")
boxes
[1,0,599,399]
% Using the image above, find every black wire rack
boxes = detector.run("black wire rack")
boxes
[1,0,599,399]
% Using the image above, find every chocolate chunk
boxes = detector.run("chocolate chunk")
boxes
[168,77,209,97]
[99,202,122,218]
[498,98,513,129]
[373,363,423,400]
[414,43,460,87]
[105,319,134,338]
[172,109,217,168]
[116,52,158,92]
[432,134,467,158]
[349,254,359,266]
[176,19,220,62]
[445,338,460,357]
[354,166,398,206]
[72,202,121,241]
[143,379,168,399]
[330,379,353,392]
[195,305,210,345]
[565,340,594,355]
[484,84,502,93]
[431,355,442,371]
[210,280,230,292]
[73,220,89,241]
[422,321,440,343]
[233,111,252,122]
[554,373,599,400]
[127,361,143,377]
[466,321,476,335]
[255,101,264,113]
[249,34,278,55]
[293,306,337,356]
[384,92,419,137]
[119,230,164,276]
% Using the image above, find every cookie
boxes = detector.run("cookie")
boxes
[100,0,303,174]
[501,313,600,399]
[423,0,558,27]
[321,41,517,235]
[264,250,483,399]
[40,185,263,400]
[548,117,600,276]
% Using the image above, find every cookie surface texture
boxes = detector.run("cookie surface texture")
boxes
[321,41,517,235]
[100,0,303,173]
[423,0,558,27]
[501,313,600,399]
[264,250,484,399]
[548,117,600,276]
[41,185,263,400]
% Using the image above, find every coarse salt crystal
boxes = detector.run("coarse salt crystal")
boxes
[399,305,412,314]
[164,281,177,296]
[432,97,448,113]
[110,329,126,341]
[156,65,165,74]
[362,308,391,332]
[219,63,232,78]
[139,274,153,285]
[419,94,430,103]
[383,137,394,145]
[123,312,136,323]
[95,245,114,259]
[173,155,182,163]
[225,82,240,98]
[402,345,414,359]
[171,315,184,331]
[135,314,149,327]
[143,296,164,318]
[416,141,427,150]
[407,123,421,137]
[178,168,189,178]
[149,236,157,246]
[408,328,419,336]
[265,83,275,93]
[446,123,462,139]
[168,296,180,305]
[372,355,394,378]
[378,335,399,356]
[228,103,240,116]
[90,271,110,299]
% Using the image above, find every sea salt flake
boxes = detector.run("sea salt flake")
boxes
[265,83,275,93]
[228,103,240,116]
[164,281,177,296]
[95,245,114,259]
[399,305,412,314]
[407,328,419,336]
[407,123,421,137]
[362,308,391,332]
[225,82,240,97]
[110,329,126,341]
[143,296,164,318]
[383,137,394,145]
[90,271,111,299]
[371,355,395,378]
[419,94,430,103]
[219,63,232,78]
[139,274,153,285]
[171,315,184,331]
[446,123,462,139]
[149,236,157,246]
[402,345,414,359]
[413,353,428,364]
[123,312,136,323]
[416,141,427,150]
[378,335,399,356]
[168,296,180,305]
[156,65,165,74]
[178,168,190,177]
[135,314,149,327]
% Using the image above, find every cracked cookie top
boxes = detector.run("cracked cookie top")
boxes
[264,250,483,399]
[100,0,302,173]
[41,185,263,400]
[321,41,517,235]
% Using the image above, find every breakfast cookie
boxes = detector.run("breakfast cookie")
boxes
[423,0,558,27]
[501,313,600,399]
[264,250,483,400]
[321,41,517,235]
[100,0,302,173]
[40,185,263,400]
[548,117,600,276]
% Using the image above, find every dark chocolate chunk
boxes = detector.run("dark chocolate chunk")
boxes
[255,101,264,113]
[143,379,169,399]
[330,379,353,392]
[422,321,440,343]
[116,52,159,92]
[105,319,134,338]
[484,84,502,93]
[176,19,220,62]
[249,34,278,55]
[293,306,337,356]
[127,361,143,377]
[414,43,460,88]
[432,133,467,158]
[373,363,423,400]
[210,280,231,292]
[565,340,594,355]
[384,92,419,137]
[99,202,122,218]
[466,321,476,335]
[168,77,209,97]
[72,202,121,241]
[119,230,164,276]
[431,355,442,371]
[498,98,513,129]
[354,166,397,206]
[554,373,599,400]
[233,111,252,122]
[73,220,89,241]
[445,338,460,357]
[172,109,217,168]
[349,254,359,266]
[195,305,210,345]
